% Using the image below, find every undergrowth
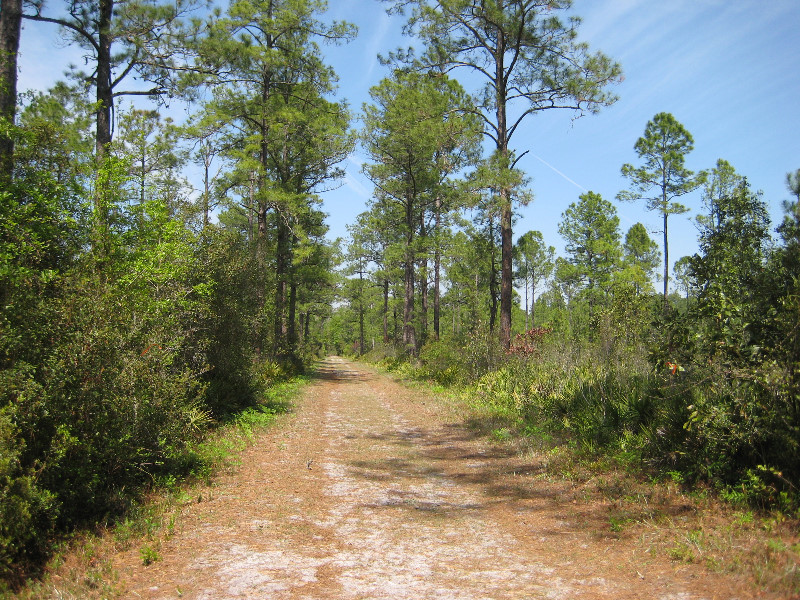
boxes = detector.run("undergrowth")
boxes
[4,370,304,599]
[360,338,800,596]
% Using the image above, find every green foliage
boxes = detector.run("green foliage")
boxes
[0,155,271,581]
[622,222,660,294]
[115,106,189,214]
[393,0,622,348]
[139,544,160,566]
[361,69,481,354]
[557,191,622,325]
[16,84,94,187]
[445,338,659,456]
[400,0,623,130]
[0,406,57,580]
[418,340,462,385]
[514,230,555,328]
[647,174,798,509]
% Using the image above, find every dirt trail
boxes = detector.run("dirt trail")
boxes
[114,357,758,599]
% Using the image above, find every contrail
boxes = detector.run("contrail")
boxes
[530,153,589,193]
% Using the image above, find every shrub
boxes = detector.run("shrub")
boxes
[0,402,57,581]
[418,340,462,385]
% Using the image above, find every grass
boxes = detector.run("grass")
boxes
[6,375,303,600]
[361,352,800,598]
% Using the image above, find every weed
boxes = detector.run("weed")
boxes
[668,542,695,563]
[139,544,160,566]
[490,427,512,442]
[666,470,685,485]
[609,516,632,533]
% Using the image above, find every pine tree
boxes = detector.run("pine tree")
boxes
[618,112,705,304]
[387,0,622,347]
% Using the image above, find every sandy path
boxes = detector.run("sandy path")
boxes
[114,357,758,599]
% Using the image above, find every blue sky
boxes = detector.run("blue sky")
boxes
[18,0,800,286]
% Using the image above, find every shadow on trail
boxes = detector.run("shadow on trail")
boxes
[344,421,571,518]
[311,357,373,382]
[345,422,705,541]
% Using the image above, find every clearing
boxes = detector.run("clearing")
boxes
[105,357,774,598]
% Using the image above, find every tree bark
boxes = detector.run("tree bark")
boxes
[202,143,211,226]
[358,271,365,355]
[382,278,389,344]
[419,211,428,347]
[403,192,417,354]
[273,216,290,353]
[433,195,441,340]
[0,0,22,180]
[403,250,416,354]
[663,210,669,309]
[524,269,529,331]
[288,276,298,347]
[488,214,499,333]
[494,15,512,349]
[96,0,114,159]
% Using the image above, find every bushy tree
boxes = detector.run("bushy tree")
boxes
[361,69,479,354]
[195,0,355,363]
[621,222,660,294]
[557,191,621,315]
[23,0,200,161]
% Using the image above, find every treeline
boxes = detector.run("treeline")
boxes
[325,4,800,516]
[0,0,353,584]
[333,105,800,512]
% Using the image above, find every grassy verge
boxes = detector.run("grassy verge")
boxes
[362,351,800,596]
[6,376,305,600]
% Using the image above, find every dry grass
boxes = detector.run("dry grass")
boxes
[531,444,800,596]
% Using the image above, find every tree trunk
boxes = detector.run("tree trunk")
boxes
[288,277,298,347]
[524,270,529,331]
[403,194,416,354]
[473,271,479,332]
[393,300,398,344]
[139,149,146,204]
[433,196,441,340]
[499,190,513,344]
[256,202,268,265]
[202,143,211,226]
[248,172,256,244]
[96,0,113,159]
[358,271,365,355]
[419,261,428,347]
[382,278,389,344]
[494,20,512,349]
[89,0,114,250]
[419,212,428,348]
[488,214,499,333]
[403,255,416,354]
[273,216,290,354]
[663,210,669,307]
[0,0,22,180]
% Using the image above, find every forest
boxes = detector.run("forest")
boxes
[0,0,798,585]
